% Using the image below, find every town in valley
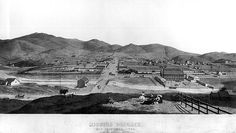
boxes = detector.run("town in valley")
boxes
[0,33,236,114]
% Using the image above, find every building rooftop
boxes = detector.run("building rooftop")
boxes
[162,67,184,75]
[5,78,17,83]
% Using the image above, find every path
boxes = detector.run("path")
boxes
[91,56,118,93]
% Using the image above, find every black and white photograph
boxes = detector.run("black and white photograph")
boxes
[0,0,236,132]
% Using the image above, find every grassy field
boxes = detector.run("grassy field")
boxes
[0,98,30,113]
[10,93,140,113]
[0,83,96,100]
[201,77,236,91]
[14,73,101,80]
[8,93,182,114]
[0,91,235,113]
[119,77,155,85]
[0,83,62,95]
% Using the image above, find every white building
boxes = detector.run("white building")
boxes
[5,78,20,86]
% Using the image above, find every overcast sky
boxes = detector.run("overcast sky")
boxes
[0,0,236,54]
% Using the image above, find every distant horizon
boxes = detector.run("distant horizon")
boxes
[1,32,235,55]
[1,0,236,54]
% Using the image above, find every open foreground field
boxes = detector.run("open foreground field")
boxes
[0,93,187,113]
[0,83,95,100]
[0,92,235,114]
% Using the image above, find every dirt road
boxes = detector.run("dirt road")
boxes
[91,57,118,93]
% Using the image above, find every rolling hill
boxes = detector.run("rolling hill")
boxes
[171,55,209,63]
[0,32,236,65]
[0,33,119,64]
[199,52,236,62]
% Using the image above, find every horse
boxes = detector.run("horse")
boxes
[15,94,25,99]
[59,89,68,95]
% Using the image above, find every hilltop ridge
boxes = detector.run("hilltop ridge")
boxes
[0,33,236,65]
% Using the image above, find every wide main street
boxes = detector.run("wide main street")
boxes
[90,56,118,93]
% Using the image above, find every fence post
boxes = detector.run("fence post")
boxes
[198,100,200,114]
[206,105,208,114]
[185,98,187,108]
[217,107,220,114]
[180,93,182,105]
[191,96,193,111]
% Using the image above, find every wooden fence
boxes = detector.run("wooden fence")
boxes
[178,93,231,114]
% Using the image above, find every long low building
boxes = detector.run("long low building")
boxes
[160,67,185,82]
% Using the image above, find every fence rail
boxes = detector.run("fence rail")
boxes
[178,93,231,114]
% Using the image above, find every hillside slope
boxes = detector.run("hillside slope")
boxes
[11,93,139,113]
[200,52,236,62]
[1,33,236,64]
[0,33,118,64]
[115,43,197,59]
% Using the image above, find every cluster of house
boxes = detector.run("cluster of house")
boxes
[118,61,161,75]
[214,59,236,64]
[173,60,207,66]
[0,78,20,86]
[141,59,159,66]
[55,54,111,65]
[30,61,108,74]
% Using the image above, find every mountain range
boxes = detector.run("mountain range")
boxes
[0,32,236,65]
